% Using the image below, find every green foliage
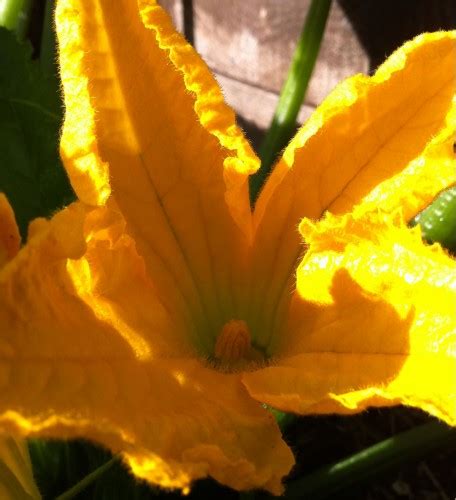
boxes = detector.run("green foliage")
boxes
[0,0,32,39]
[29,440,154,499]
[29,439,236,499]
[0,27,74,238]
[284,420,456,499]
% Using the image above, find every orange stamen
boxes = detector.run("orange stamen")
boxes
[214,320,251,361]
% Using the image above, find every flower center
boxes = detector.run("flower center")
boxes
[214,319,251,361]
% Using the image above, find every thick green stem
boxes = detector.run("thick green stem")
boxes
[411,186,456,252]
[284,421,456,499]
[55,455,120,500]
[250,0,332,204]
[0,0,32,39]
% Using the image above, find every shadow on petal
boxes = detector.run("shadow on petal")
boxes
[244,269,414,415]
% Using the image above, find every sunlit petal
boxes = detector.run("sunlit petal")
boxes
[248,32,456,350]
[244,212,456,425]
[56,0,258,351]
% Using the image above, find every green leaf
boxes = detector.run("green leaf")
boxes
[29,440,156,499]
[55,455,120,500]
[40,0,58,77]
[0,27,75,238]
[283,421,456,499]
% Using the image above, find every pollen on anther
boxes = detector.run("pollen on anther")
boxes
[214,320,251,361]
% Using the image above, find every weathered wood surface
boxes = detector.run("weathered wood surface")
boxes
[193,1,367,104]
[159,0,456,145]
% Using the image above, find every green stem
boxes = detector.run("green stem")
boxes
[284,421,456,499]
[40,0,57,75]
[250,0,332,204]
[0,0,32,39]
[411,186,456,252]
[270,407,296,431]
[55,455,120,500]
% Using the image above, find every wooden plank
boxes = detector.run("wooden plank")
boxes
[192,0,368,106]
[158,0,456,138]
[214,72,315,150]
[215,72,314,128]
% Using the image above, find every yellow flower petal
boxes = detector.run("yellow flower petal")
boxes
[0,436,41,499]
[56,0,259,347]
[0,194,20,268]
[1,201,183,367]
[4,3,455,493]
[256,31,456,223]
[123,361,294,495]
[0,362,292,495]
[0,204,293,494]
[248,31,456,351]
[243,212,456,425]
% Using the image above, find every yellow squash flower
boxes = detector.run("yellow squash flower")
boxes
[0,0,455,494]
